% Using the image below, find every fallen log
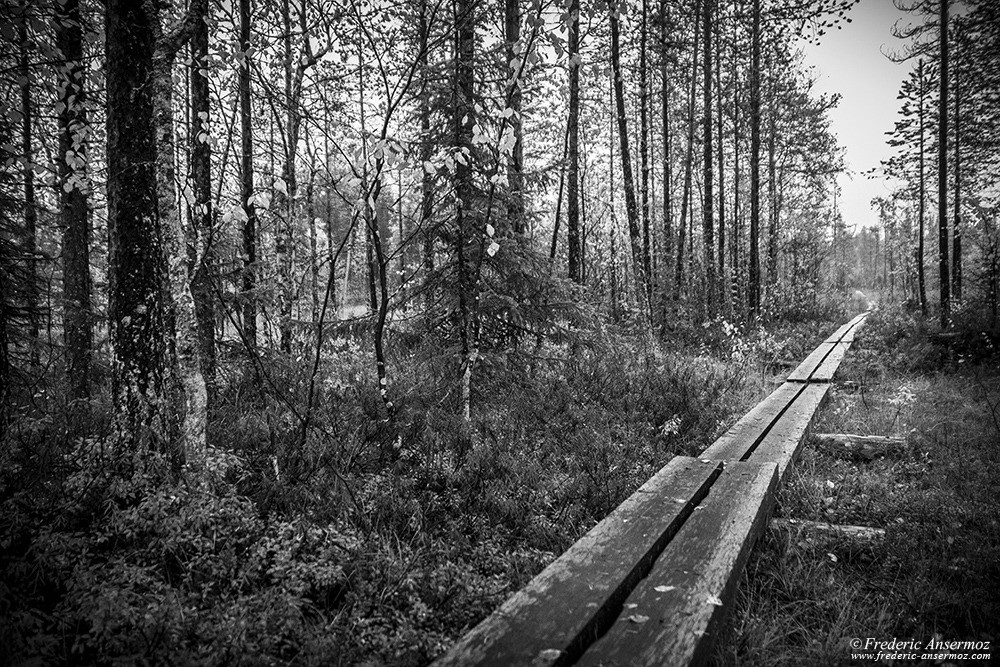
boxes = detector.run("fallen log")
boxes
[812,432,905,462]
[770,518,886,545]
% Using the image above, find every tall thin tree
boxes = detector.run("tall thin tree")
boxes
[56,0,92,399]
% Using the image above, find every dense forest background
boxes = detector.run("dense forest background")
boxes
[1,0,998,663]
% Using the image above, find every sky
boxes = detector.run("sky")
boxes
[799,0,914,233]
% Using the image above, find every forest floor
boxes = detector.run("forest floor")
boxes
[715,306,1000,666]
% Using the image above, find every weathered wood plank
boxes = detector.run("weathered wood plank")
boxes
[805,341,850,382]
[786,341,837,382]
[824,313,867,344]
[699,383,802,461]
[749,383,832,483]
[434,456,720,667]
[822,321,856,345]
[577,461,779,667]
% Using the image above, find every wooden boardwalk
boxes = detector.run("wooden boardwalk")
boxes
[435,313,868,666]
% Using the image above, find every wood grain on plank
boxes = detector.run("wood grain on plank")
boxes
[824,313,867,344]
[750,383,832,482]
[809,342,850,381]
[434,456,720,667]
[699,383,802,461]
[787,341,837,382]
[577,461,779,667]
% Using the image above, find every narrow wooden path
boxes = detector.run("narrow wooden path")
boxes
[435,313,868,667]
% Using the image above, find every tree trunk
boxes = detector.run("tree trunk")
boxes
[610,5,646,311]
[189,6,215,399]
[702,0,715,313]
[239,0,257,350]
[917,59,927,317]
[748,0,761,319]
[505,0,525,235]
[419,0,435,307]
[455,0,476,447]
[766,66,778,288]
[567,0,582,283]
[639,0,651,303]
[154,0,209,469]
[675,0,700,300]
[18,15,39,367]
[56,0,91,399]
[277,0,304,352]
[107,0,175,454]
[952,24,961,304]
[716,3,726,310]
[660,0,672,308]
[937,0,950,327]
[731,5,741,312]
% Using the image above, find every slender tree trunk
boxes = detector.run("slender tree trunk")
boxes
[660,0,672,308]
[153,1,209,469]
[505,0,525,234]
[277,0,304,352]
[307,171,320,328]
[57,0,91,399]
[937,0,950,327]
[189,6,215,399]
[952,25,961,304]
[702,0,715,313]
[239,0,257,350]
[675,0,700,300]
[549,125,568,262]
[18,15,39,366]
[455,0,476,446]
[731,3,741,311]
[716,2,726,309]
[917,58,927,316]
[610,5,646,311]
[567,0,582,283]
[748,0,761,319]
[767,90,778,287]
[639,0,651,303]
[419,0,435,307]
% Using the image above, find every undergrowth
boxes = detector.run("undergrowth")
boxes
[0,314,818,666]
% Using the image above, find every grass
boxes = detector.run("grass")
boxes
[714,306,1000,666]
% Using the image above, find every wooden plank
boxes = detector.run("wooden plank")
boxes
[824,313,867,344]
[434,456,720,667]
[577,461,779,667]
[808,341,850,382]
[786,341,837,382]
[699,383,802,461]
[822,321,856,344]
[748,383,831,483]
